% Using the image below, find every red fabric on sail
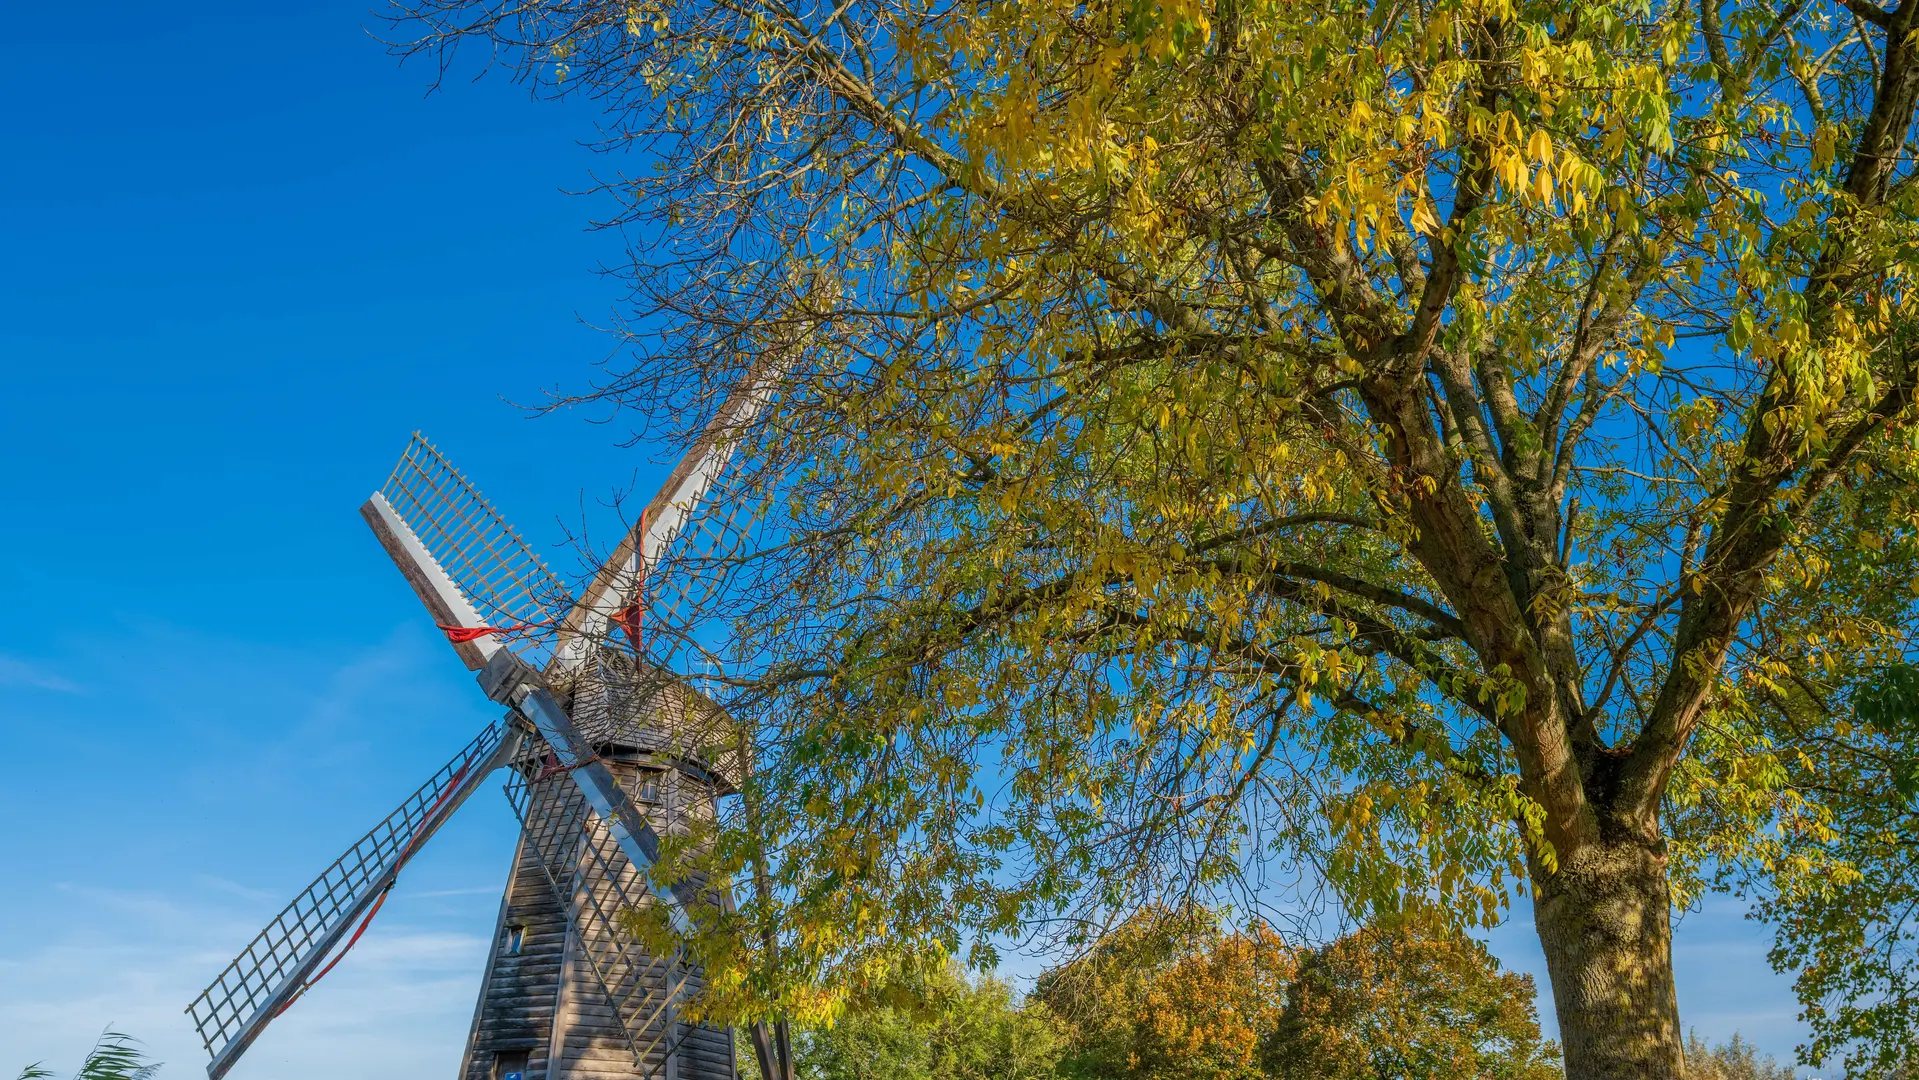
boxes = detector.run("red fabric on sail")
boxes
[611,600,642,650]
[274,756,478,1016]
[435,619,558,644]
[612,508,647,651]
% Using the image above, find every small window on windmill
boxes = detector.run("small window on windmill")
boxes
[636,771,662,805]
[504,924,525,956]
[492,1049,529,1080]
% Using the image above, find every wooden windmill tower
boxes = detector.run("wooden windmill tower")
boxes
[185,383,768,1080]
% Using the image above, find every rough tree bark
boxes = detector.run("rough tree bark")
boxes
[1532,831,1684,1079]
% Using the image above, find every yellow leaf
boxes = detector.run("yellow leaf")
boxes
[1410,196,1440,235]
[1527,128,1553,164]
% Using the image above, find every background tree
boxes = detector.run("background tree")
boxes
[1262,908,1560,1080]
[1680,1032,1795,1080]
[1035,905,1554,1080]
[1036,908,1294,1080]
[753,961,1061,1080]
[391,0,1919,1076]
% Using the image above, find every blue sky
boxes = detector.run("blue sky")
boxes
[0,4,1811,1077]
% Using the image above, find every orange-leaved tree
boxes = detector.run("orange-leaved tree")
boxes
[1036,909,1293,1080]
[1033,907,1557,1080]
[1263,909,1560,1080]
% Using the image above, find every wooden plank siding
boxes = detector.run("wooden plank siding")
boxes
[459,781,578,1080]
[462,750,735,1080]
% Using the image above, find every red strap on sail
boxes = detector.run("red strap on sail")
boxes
[440,508,649,651]
[611,509,648,651]
[611,603,642,648]
[276,756,478,1015]
[435,618,559,644]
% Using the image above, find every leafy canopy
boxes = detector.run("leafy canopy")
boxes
[1034,906,1555,1080]
[395,0,1919,1067]
[1036,908,1295,1080]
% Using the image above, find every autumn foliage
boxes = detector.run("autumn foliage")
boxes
[1033,908,1555,1080]
[392,0,1919,1072]
[1037,910,1292,1080]
[1264,911,1559,1080]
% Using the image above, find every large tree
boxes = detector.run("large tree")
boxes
[394,0,1919,1076]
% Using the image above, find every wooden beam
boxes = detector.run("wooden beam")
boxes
[362,492,497,671]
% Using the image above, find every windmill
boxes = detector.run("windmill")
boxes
[185,382,774,1080]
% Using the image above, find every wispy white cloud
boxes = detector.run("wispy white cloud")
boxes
[408,885,504,899]
[193,875,283,904]
[0,653,80,693]
[0,880,495,1080]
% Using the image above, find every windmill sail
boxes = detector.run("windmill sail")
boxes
[366,433,571,669]
[360,437,702,926]
[186,720,521,1080]
[557,373,774,672]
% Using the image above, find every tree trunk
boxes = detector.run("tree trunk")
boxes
[748,1019,795,1080]
[1532,832,1685,1080]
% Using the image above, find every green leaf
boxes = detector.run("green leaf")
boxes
[1857,663,1919,735]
